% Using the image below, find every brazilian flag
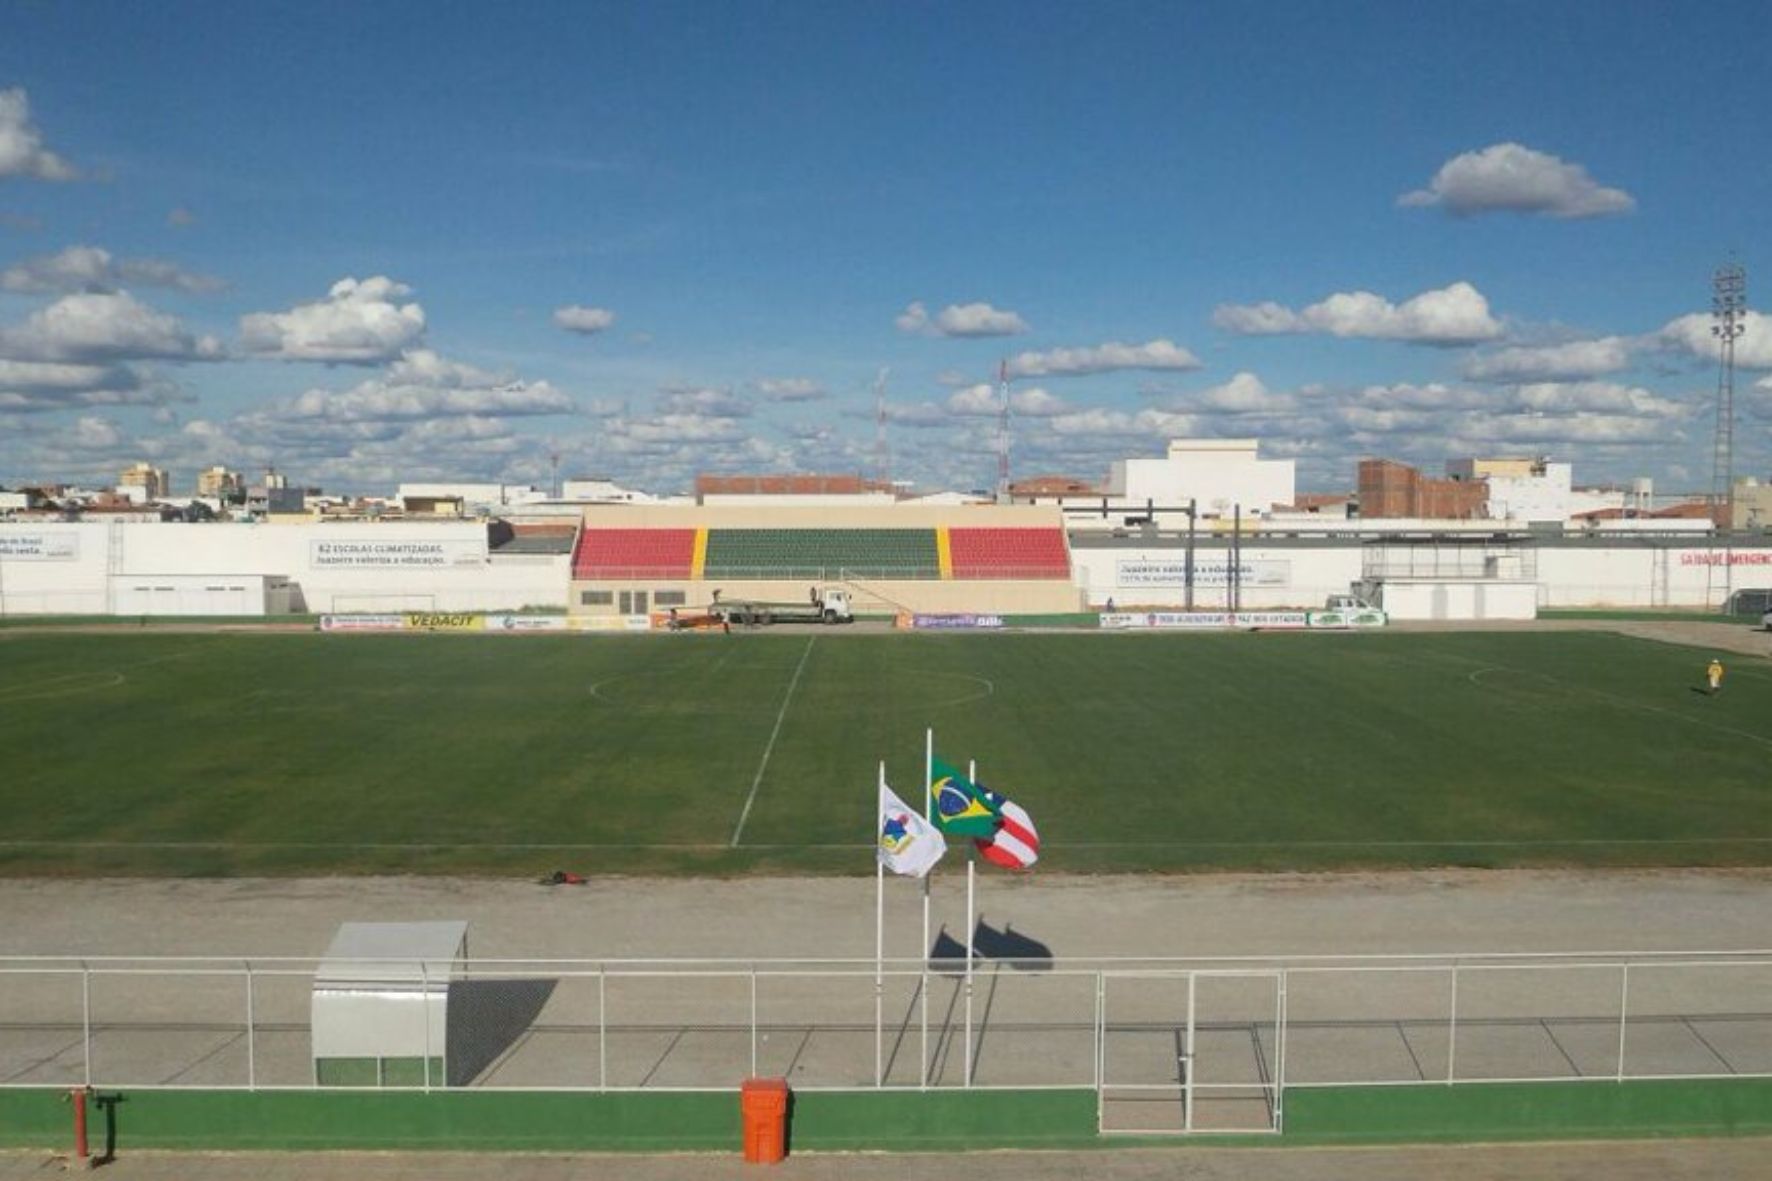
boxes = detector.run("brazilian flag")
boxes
[929,758,1001,838]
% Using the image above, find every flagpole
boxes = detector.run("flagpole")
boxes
[920,728,932,1089]
[965,757,977,1088]
[875,761,885,1089]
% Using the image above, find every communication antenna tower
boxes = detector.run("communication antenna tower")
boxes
[996,359,1011,499]
[872,367,890,489]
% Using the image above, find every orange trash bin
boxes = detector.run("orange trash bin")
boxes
[739,1076,790,1163]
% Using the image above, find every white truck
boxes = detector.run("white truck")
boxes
[714,587,855,626]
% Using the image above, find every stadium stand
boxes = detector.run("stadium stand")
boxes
[703,528,940,579]
[948,527,1071,579]
[572,528,696,579]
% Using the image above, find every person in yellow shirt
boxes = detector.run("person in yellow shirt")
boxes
[1706,658,1725,695]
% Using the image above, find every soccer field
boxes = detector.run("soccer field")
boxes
[1,629,1768,876]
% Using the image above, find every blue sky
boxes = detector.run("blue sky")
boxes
[0,1,1767,495]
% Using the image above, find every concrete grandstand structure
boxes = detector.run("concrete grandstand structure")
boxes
[4,509,1772,618]
[568,503,1083,618]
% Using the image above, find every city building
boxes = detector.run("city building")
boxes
[197,466,244,499]
[1358,459,1486,520]
[116,462,169,503]
[694,474,898,506]
[1107,439,1295,519]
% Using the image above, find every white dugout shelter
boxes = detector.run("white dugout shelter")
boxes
[311,920,467,1087]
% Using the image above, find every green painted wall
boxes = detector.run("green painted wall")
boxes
[3,1080,1768,1154]
[0,1088,1098,1153]
[789,1089,1097,1150]
[1280,1079,1772,1145]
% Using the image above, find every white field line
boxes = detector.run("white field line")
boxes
[11,834,1772,854]
[730,634,817,848]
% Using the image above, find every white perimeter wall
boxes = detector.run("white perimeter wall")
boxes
[0,523,567,615]
[9,522,1772,615]
[1536,544,1772,608]
[1074,541,1772,610]
[1070,545,1361,608]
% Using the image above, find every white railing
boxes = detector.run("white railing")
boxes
[2,950,1767,1129]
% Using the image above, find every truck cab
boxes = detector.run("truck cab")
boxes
[819,588,853,623]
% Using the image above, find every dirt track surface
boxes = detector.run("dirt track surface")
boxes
[3,868,1768,966]
[7,1140,1771,1180]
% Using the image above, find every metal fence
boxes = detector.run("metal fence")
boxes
[3,951,1767,1134]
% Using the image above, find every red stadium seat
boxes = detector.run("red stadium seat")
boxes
[948,528,1071,580]
[572,529,697,579]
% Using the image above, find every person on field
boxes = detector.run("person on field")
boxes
[1706,658,1725,695]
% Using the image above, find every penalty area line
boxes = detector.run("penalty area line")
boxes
[731,634,817,848]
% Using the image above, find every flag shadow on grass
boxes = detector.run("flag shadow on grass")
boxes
[929,916,1054,973]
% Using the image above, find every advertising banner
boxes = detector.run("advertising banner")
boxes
[1099,611,1310,630]
[310,538,485,569]
[566,615,653,633]
[1679,551,1772,567]
[318,614,406,632]
[1308,608,1387,629]
[483,614,569,632]
[0,531,80,561]
[1116,558,1290,588]
[911,613,1006,630]
[403,612,483,631]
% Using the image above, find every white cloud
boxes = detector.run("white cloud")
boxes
[0,88,77,182]
[1658,310,1772,369]
[1460,337,1635,381]
[895,300,1029,337]
[946,383,1067,417]
[70,415,120,449]
[894,302,930,333]
[656,386,751,417]
[946,383,1000,416]
[1,245,225,294]
[1400,142,1634,218]
[384,348,509,389]
[0,357,161,413]
[1213,282,1503,345]
[1006,339,1202,378]
[0,291,224,363]
[278,375,572,424]
[553,305,616,335]
[1191,371,1292,413]
[1011,387,1067,417]
[1508,381,1681,417]
[881,400,951,428]
[1046,406,1196,439]
[756,377,826,402]
[611,412,749,446]
[239,276,425,364]
[0,358,139,395]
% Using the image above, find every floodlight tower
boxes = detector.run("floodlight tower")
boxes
[1709,264,1747,530]
[996,359,1011,500]
[872,368,890,489]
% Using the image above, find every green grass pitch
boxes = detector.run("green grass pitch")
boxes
[1,629,1768,876]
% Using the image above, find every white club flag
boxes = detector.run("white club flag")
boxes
[878,780,946,878]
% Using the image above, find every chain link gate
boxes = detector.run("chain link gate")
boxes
[1098,970,1285,1134]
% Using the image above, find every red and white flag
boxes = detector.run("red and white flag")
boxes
[975,793,1039,870]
